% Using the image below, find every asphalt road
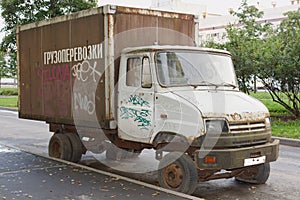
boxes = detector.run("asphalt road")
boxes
[0,109,300,199]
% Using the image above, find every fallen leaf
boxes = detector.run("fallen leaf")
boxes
[76,181,82,185]
[152,191,160,197]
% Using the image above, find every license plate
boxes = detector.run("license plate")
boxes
[244,156,266,166]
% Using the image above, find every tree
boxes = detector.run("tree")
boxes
[258,10,300,118]
[0,0,97,75]
[0,51,8,88]
[205,2,300,118]
[224,0,271,94]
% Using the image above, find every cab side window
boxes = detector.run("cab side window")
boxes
[142,57,152,88]
[126,58,142,87]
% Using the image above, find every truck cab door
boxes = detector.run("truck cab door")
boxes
[118,54,154,143]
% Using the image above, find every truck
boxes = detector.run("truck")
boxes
[17,5,279,194]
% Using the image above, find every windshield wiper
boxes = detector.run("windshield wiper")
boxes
[187,81,219,88]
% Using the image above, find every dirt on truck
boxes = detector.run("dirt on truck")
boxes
[17,5,279,194]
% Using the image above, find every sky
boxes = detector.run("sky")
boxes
[190,0,294,14]
[97,0,294,14]
[0,0,295,40]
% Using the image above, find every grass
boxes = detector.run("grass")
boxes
[250,91,300,139]
[271,119,300,139]
[0,96,18,108]
[250,92,291,116]
[0,88,18,96]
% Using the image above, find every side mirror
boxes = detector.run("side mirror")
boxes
[142,57,152,88]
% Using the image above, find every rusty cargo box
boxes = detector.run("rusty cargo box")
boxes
[17,5,198,129]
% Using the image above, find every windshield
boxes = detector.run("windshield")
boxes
[155,50,237,88]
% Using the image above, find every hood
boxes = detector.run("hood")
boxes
[172,90,269,122]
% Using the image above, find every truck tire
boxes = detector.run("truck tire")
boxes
[235,163,270,184]
[48,133,72,161]
[65,132,83,163]
[158,152,198,194]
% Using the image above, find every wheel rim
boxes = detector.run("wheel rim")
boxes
[50,140,61,158]
[163,163,183,188]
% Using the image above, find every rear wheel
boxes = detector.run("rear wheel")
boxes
[65,133,83,163]
[235,163,270,184]
[48,133,72,161]
[158,152,198,194]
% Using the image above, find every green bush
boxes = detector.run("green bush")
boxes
[0,88,18,96]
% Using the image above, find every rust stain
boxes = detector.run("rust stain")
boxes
[230,112,242,120]
[116,6,194,20]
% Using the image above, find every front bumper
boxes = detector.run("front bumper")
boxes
[195,139,279,170]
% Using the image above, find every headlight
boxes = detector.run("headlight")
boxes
[265,117,271,129]
[205,119,229,134]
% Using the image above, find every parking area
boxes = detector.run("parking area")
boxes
[0,145,198,200]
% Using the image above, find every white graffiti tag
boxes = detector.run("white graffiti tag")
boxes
[72,60,101,82]
[74,92,96,115]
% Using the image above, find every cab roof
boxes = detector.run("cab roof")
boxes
[121,45,231,56]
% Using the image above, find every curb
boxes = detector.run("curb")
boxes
[272,136,300,147]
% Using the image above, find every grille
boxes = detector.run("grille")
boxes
[229,121,266,134]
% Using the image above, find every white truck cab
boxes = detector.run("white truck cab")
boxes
[118,46,270,145]
[116,46,279,193]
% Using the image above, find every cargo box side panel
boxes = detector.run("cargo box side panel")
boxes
[19,13,106,127]
[70,14,106,127]
[19,29,37,119]
[113,10,195,59]
[40,21,72,123]
[158,17,195,46]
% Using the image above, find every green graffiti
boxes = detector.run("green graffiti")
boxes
[120,107,151,130]
[128,95,150,107]
[119,95,152,130]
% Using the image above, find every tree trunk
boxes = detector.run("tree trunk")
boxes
[253,75,257,93]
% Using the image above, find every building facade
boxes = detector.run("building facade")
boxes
[199,3,300,44]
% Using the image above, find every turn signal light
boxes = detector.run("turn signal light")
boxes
[205,156,216,164]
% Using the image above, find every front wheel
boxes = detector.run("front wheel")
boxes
[158,152,198,194]
[235,163,270,184]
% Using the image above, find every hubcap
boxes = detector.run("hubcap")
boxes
[163,163,183,188]
[51,141,61,158]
